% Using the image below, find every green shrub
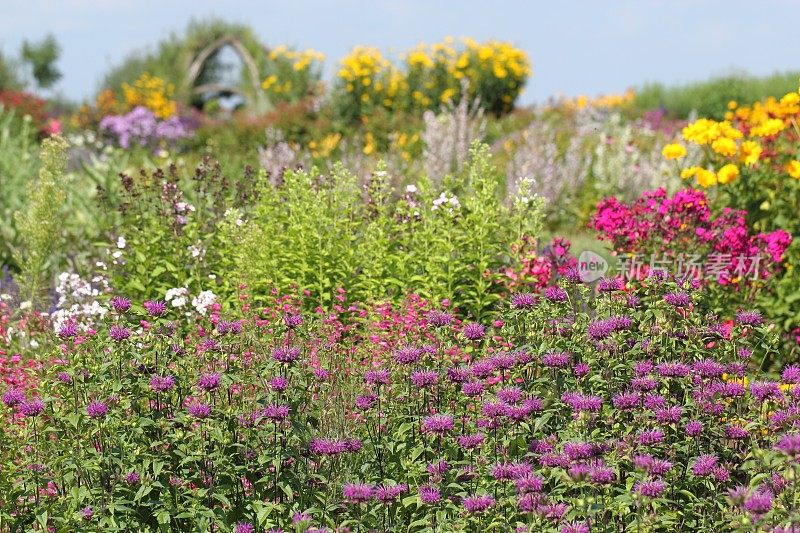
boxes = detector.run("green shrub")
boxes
[634,71,800,119]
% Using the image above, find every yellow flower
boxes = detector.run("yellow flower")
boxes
[750,118,786,137]
[787,160,800,179]
[680,166,701,180]
[717,164,739,184]
[662,143,687,160]
[739,140,762,166]
[711,137,737,157]
[681,118,721,145]
[695,168,718,188]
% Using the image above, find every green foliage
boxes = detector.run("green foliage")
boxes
[12,135,68,306]
[634,70,800,119]
[20,34,62,89]
[0,108,39,269]
[227,142,542,319]
[0,52,23,90]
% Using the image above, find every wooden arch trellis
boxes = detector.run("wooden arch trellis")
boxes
[182,35,268,111]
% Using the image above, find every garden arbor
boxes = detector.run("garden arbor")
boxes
[182,32,270,112]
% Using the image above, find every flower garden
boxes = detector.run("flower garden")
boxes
[1,19,800,533]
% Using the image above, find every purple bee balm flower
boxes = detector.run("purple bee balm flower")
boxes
[750,381,784,402]
[561,392,602,412]
[111,296,131,312]
[635,479,666,498]
[663,292,691,307]
[543,352,571,368]
[375,483,407,503]
[393,346,422,364]
[515,474,544,494]
[272,346,300,364]
[544,286,568,302]
[411,370,438,388]
[655,405,682,424]
[685,420,703,437]
[589,464,615,485]
[462,322,486,341]
[124,471,140,485]
[725,425,749,440]
[197,372,221,392]
[598,277,624,292]
[419,484,441,504]
[427,460,450,476]
[691,454,719,476]
[270,376,288,391]
[421,414,454,434]
[234,523,255,533]
[187,403,211,419]
[457,433,485,449]
[2,388,25,407]
[463,494,495,513]
[57,321,78,339]
[364,368,391,385]
[497,387,524,404]
[263,404,290,421]
[775,433,800,458]
[736,310,763,326]
[80,506,93,521]
[511,292,537,309]
[563,267,582,283]
[309,438,357,456]
[150,375,176,392]
[743,489,773,517]
[561,522,590,533]
[57,372,72,384]
[574,363,590,377]
[637,429,665,445]
[470,359,496,378]
[109,324,131,342]
[426,310,453,328]
[283,313,303,328]
[86,400,108,419]
[461,381,484,397]
[19,399,44,417]
[342,482,374,503]
[612,391,640,410]
[143,300,167,317]
[782,365,800,384]
[355,394,378,410]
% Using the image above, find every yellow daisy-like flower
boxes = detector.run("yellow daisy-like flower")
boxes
[787,160,800,179]
[717,164,740,184]
[680,166,701,180]
[661,143,687,160]
[750,118,786,137]
[739,140,762,166]
[695,168,718,188]
[711,137,737,157]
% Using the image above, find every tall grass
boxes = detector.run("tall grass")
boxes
[635,70,800,119]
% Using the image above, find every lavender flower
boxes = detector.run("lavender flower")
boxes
[462,322,486,341]
[421,414,454,434]
[511,292,537,309]
[111,296,131,312]
[462,494,495,513]
[86,400,108,419]
[197,373,221,392]
[419,484,441,504]
[19,399,44,417]
[109,325,131,342]
[272,346,300,364]
[150,375,176,393]
[187,403,211,419]
[635,479,666,498]
[2,388,25,407]
[342,482,374,503]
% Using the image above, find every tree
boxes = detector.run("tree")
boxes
[20,34,62,89]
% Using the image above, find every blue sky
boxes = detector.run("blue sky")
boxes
[0,0,798,104]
